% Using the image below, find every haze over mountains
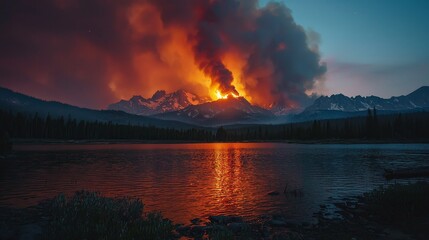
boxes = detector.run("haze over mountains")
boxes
[1,86,428,127]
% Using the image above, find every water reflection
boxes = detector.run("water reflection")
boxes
[212,144,251,214]
[1,143,429,223]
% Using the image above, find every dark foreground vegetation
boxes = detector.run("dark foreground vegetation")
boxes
[46,191,174,239]
[0,191,174,240]
[1,109,429,143]
[363,182,429,234]
[1,182,429,239]
[308,182,429,240]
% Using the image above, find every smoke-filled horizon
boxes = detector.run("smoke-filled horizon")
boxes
[0,0,326,109]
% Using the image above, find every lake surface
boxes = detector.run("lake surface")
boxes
[1,143,429,224]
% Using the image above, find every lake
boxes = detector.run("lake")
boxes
[1,143,428,224]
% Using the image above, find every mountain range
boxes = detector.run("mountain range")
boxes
[0,87,197,129]
[107,86,429,125]
[292,86,429,122]
[1,86,428,127]
[108,90,210,116]
[306,86,429,112]
[155,97,274,126]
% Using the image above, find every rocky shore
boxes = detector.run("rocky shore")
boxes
[1,182,429,240]
[0,204,425,240]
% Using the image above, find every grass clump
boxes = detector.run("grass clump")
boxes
[207,224,255,240]
[363,182,429,228]
[45,191,174,240]
[208,225,234,240]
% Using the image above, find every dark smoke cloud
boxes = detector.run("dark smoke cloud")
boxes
[0,0,326,109]
[194,16,238,96]
[150,0,326,105]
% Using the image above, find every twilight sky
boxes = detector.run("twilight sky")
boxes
[272,0,429,97]
[0,0,428,109]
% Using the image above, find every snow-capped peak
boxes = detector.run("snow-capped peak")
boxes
[108,89,210,116]
[304,86,429,112]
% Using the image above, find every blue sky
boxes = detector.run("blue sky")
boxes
[261,0,429,97]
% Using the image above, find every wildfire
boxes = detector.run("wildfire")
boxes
[215,90,239,100]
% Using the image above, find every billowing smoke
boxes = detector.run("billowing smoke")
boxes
[193,2,239,96]
[0,0,326,109]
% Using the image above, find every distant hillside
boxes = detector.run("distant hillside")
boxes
[2,86,429,142]
[0,87,199,129]
[292,86,429,122]
[2,86,428,128]
[305,86,429,112]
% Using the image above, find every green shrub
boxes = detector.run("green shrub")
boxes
[44,191,174,240]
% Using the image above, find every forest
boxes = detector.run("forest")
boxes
[0,110,214,141]
[1,109,429,144]
[219,109,429,141]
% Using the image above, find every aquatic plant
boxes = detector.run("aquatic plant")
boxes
[45,191,174,240]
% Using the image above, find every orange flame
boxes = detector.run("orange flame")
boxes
[208,52,253,102]
[215,90,239,100]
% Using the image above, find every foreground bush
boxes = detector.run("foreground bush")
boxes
[363,181,429,227]
[45,191,174,240]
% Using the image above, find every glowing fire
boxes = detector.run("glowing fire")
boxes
[210,57,249,101]
[215,90,239,100]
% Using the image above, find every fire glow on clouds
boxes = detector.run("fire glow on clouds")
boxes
[0,0,326,109]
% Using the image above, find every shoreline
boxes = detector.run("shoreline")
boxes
[1,182,429,239]
[11,138,429,145]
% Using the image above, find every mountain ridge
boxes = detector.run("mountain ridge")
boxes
[287,86,429,123]
[0,87,199,129]
[304,86,429,112]
[1,86,428,128]
[108,89,210,116]
[154,97,274,127]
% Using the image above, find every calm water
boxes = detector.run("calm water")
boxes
[1,143,429,224]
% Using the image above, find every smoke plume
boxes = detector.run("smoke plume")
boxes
[0,0,326,109]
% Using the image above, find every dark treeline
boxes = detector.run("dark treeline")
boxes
[218,109,429,141]
[0,110,214,141]
[1,109,429,143]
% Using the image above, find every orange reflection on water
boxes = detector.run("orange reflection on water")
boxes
[213,144,246,211]
[4,143,285,223]
[5,143,425,225]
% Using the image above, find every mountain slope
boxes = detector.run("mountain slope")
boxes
[108,90,210,115]
[2,86,428,128]
[0,87,199,129]
[293,86,429,123]
[306,86,429,112]
[155,97,274,126]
